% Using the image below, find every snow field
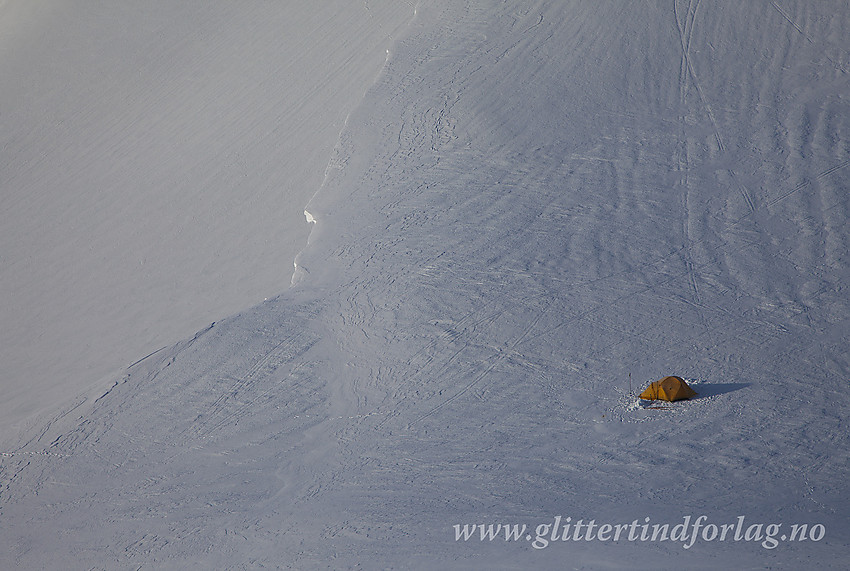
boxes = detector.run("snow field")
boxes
[0,0,413,430]
[2,1,849,568]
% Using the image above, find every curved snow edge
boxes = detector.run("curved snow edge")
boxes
[289,2,420,288]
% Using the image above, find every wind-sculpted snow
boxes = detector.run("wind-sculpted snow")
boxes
[0,0,413,429]
[2,1,849,568]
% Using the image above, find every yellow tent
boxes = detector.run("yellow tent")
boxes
[639,376,697,402]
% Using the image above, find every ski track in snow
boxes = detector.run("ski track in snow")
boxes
[2,1,850,568]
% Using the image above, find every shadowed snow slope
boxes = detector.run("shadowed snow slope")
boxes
[2,1,850,569]
[0,0,412,428]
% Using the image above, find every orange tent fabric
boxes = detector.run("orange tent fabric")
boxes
[639,376,697,401]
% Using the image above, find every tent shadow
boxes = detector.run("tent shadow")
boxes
[689,382,750,399]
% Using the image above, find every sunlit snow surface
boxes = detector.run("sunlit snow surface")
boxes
[0,0,412,426]
[2,1,849,568]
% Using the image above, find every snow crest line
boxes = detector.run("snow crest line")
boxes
[0,450,68,459]
[290,4,419,287]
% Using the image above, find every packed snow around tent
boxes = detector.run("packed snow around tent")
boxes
[2,1,850,569]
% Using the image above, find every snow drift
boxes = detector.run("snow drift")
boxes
[2,1,849,569]
[0,0,412,429]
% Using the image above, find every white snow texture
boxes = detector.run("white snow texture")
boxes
[2,1,849,569]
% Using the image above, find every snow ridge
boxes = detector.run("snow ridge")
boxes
[0,0,416,433]
[291,7,419,289]
[2,2,849,569]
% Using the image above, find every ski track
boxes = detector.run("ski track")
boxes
[771,1,848,75]
[2,1,850,568]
